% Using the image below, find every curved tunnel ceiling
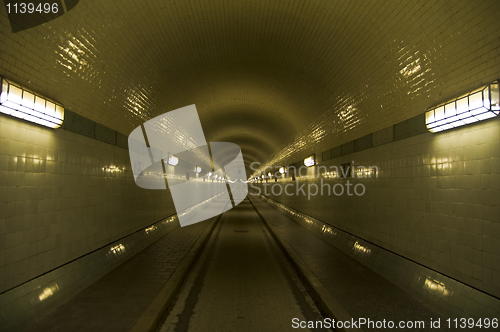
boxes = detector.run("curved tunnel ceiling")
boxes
[1,0,499,172]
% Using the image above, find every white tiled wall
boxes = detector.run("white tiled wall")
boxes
[1,1,500,170]
[258,195,500,320]
[251,117,500,298]
[0,213,178,331]
[0,114,176,294]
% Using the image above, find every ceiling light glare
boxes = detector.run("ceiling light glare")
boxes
[194,166,201,173]
[0,77,64,128]
[304,155,315,167]
[426,80,499,133]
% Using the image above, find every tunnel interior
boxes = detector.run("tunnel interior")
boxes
[1,1,500,331]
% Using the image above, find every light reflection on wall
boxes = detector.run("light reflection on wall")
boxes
[339,105,361,131]
[321,225,336,236]
[257,84,368,175]
[355,166,377,178]
[396,47,434,97]
[110,244,125,254]
[424,278,450,296]
[310,126,326,143]
[261,196,317,226]
[353,241,371,255]
[163,216,177,225]
[124,86,151,121]
[400,58,421,78]
[323,171,338,178]
[38,283,59,302]
[103,166,124,173]
[55,32,100,83]
[430,157,451,173]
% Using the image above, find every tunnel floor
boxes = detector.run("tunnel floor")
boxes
[22,196,459,332]
[156,199,329,332]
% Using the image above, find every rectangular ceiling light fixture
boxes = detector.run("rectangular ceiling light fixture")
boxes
[0,77,64,128]
[167,154,179,166]
[304,155,315,167]
[426,80,499,133]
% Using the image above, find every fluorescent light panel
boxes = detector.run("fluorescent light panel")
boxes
[167,154,179,166]
[0,78,64,128]
[426,80,499,133]
[304,155,315,167]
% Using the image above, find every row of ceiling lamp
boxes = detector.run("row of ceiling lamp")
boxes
[1,76,498,133]
[164,154,204,174]
[165,153,231,181]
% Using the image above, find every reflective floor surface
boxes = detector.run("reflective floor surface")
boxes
[22,196,463,331]
[157,199,329,332]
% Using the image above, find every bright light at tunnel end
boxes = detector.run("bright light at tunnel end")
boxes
[248,161,379,199]
[128,104,248,228]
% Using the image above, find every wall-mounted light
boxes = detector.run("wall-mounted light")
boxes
[267,172,272,177]
[0,78,64,128]
[304,155,315,167]
[426,80,499,133]
[279,167,286,174]
[207,172,212,176]
[194,166,201,173]
[167,154,179,166]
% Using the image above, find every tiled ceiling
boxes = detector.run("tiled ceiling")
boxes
[1,0,499,169]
